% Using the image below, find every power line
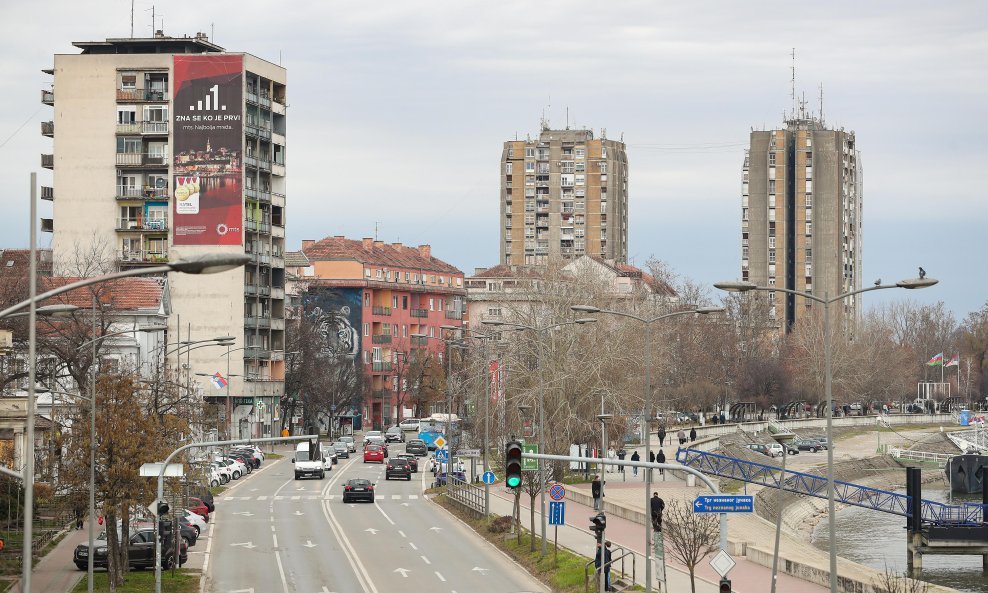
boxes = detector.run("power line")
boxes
[0,106,43,150]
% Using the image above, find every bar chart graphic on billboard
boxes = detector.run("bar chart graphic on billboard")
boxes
[172,55,243,245]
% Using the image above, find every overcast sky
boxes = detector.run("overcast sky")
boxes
[1,1,985,319]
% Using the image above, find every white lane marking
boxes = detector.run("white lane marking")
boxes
[364,528,378,535]
[398,530,406,538]
[408,494,418,499]
[409,542,418,551]
[394,568,411,578]
[291,495,301,500]
[230,541,256,549]
[303,540,317,548]
[435,571,446,582]
[391,495,400,500]
[274,545,290,593]
[374,501,396,525]
[272,533,278,547]
[421,555,431,565]
[320,459,379,593]
[257,495,268,500]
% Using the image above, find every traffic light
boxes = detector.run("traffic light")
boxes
[505,440,523,489]
[719,577,732,592]
[156,500,170,516]
[589,512,606,538]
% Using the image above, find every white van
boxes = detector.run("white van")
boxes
[293,441,325,480]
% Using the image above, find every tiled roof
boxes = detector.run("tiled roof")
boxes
[284,251,309,268]
[303,237,462,275]
[468,264,543,279]
[589,256,677,297]
[0,249,53,273]
[40,276,164,310]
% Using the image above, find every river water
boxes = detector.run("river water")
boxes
[811,487,986,593]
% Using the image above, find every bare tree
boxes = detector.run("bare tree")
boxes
[872,566,929,593]
[663,499,719,593]
[957,300,988,403]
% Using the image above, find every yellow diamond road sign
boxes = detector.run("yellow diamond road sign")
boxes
[434,436,447,448]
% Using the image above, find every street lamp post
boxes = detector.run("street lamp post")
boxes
[483,317,596,557]
[572,305,724,593]
[596,412,613,593]
[715,274,937,593]
[2,242,246,593]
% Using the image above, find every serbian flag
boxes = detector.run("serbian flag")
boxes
[944,354,960,368]
[926,353,944,367]
[211,372,229,389]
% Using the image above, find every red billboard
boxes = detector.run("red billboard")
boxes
[172,55,243,245]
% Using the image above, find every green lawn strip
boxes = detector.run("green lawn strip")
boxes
[435,496,610,593]
[70,569,199,593]
[266,453,284,460]
[209,485,227,496]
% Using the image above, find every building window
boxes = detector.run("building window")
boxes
[525,148,535,158]
[429,327,435,338]
[365,269,371,278]
[120,74,137,90]
[403,324,408,337]
[601,146,607,158]
[525,161,535,172]
[392,296,398,309]
[575,174,585,186]
[806,222,812,235]
[505,162,513,175]
[599,162,607,173]
[363,351,370,364]
[805,248,813,263]
[488,307,502,317]
[402,295,408,309]
[768,236,775,249]
[363,323,369,336]
[429,298,434,311]
[768,249,776,263]
[117,106,136,124]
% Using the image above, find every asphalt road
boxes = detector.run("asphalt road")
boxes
[206,443,548,593]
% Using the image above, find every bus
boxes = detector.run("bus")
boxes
[417,413,461,450]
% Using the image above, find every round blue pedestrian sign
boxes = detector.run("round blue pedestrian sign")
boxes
[548,483,566,501]
[482,471,496,485]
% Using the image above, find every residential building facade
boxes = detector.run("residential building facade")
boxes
[40,32,287,438]
[300,237,465,430]
[742,114,862,329]
[500,128,629,266]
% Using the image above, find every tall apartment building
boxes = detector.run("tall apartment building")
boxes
[500,128,628,266]
[300,236,465,431]
[742,113,862,328]
[40,33,287,438]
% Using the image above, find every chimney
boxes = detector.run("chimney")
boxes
[335,235,345,239]
[373,240,384,248]
[362,237,374,250]
[418,245,431,260]
[474,267,486,276]
[392,242,402,249]
[301,239,315,250]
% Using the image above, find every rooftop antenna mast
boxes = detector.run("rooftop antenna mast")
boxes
[566,106,569,130]
[130,0,135,37]
[790,47,796,119]
[819,83,825,126]
[374,222,380,241]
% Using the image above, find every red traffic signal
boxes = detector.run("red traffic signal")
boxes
[505,441,523,489]
[719,577,732,592]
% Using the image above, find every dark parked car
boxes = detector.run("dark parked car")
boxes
[333,442,350,459]
[405,439,428,457]
[793,438,823,452]
[342,478,375,503]
[188,486,215,513]
[386,458,412,481]
[745,443,777,458]
[385,426,405,443]
[74,527,187,570]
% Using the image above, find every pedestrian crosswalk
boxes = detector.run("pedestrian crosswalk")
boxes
[221,494,421,502]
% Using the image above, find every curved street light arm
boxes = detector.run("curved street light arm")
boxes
[75,326,166,352]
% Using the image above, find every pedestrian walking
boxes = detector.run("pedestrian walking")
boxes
[677,429,686,445]
[592,477,603,511]
[630,450,640,476]
[595,541,614,591]
[689,426,697,442]
[74,504,84,530]
[616,448,626,474]
[657,449,666,479]
[657,427,666,447]
[648,450,656,481]
[650,492,666,532]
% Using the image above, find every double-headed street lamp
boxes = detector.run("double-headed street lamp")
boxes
[482,317,597,557]
[714,274,937,593]
[3,250,247,593]
[572,304,723,593]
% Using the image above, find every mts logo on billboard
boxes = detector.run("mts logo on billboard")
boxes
[190,84,226,112]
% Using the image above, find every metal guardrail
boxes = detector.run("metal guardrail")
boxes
[947,424,987,453]
[584,543,635,593]
[445,475,485,517]
[887,447,951,467]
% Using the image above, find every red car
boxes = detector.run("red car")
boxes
[187,497,210,522]
[363,445,385,463]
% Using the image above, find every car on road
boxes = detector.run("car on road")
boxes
[320,444,338,469]
[363,431,386,447]
[385,426,405,443]
[342,478,375,503]
[405,439,428,456]
[293,441,325,480]
[399,418,420,432]
[792,438,823,452]
[339,436,356,453]
[386,458,412,480]
[430,455,465,474]
[395,453,418,472]
[332,442,350,458]
[435,469,467,486]
[74,526,187,570]
[363,444,386,463]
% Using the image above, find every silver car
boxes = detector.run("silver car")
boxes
[339,436,356,453]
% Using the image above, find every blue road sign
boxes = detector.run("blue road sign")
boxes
[548,483,566,501]
[693,495,754,513]
[548,501,566,525]
[435,449,449,461]
[482,471,496,485]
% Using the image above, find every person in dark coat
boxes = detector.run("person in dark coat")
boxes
[689,426,697,442]
[650,492,666,531]
[657,448,666,478]
[592,477,603,510]
[657,427,666,447]
[595,541,614,591]
[616,448,626,474]
[630,450,640,476]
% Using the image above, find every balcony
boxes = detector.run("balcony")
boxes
[40,218,53,233]
[41,90,54,105]
[244,284,271,297]
[372,306,392,316]
[244,187,272,203]
[444,310,462,320]
[372,389,391,399]
[116,123,141,134]
[142,121,168,135]
[116,186,169,201]
[119,250,168,265]
[245,123,271,140]
[116,153,167,168]
[41,186,54,202]
[372,361,393,372]
[410,309,428,318]
[116,219,168,232]
[41,121,53,137]
[270,318,285,331]
[245,316,272,329]
[372,334,393,344]
[245,219,272,234]
[41,154,54,169]
[411,335,429,347]
[270,287,285,300]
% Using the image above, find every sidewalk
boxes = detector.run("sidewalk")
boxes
[13,525,89,593]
